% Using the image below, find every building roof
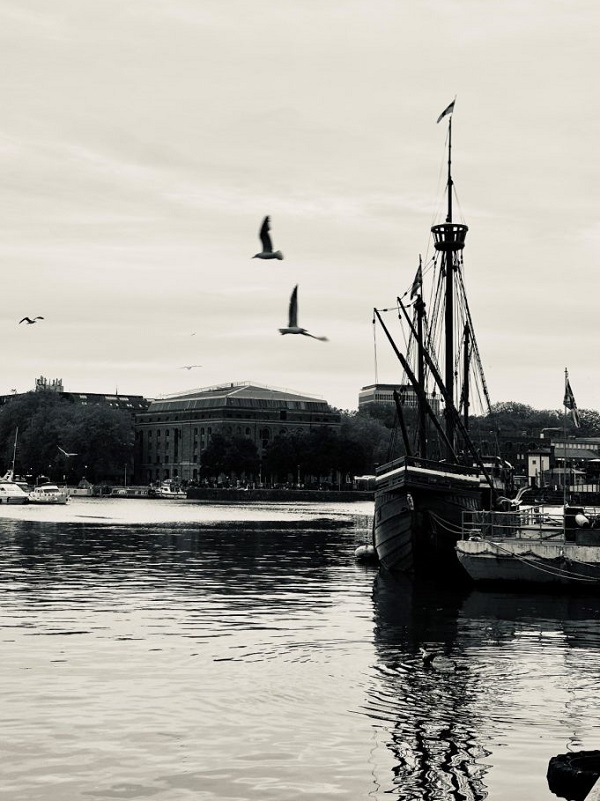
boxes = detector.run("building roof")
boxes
[65,392,150,411]
[0,389,150,411]
[146,381,333,413]
[554,447,600,461]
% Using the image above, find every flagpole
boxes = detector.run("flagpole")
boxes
[563,368,568,513]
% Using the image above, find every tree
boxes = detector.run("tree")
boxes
[200,434,229,480]
[0,391,134,483]
[224,437,259,478]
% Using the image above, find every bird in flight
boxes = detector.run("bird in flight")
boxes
[57,446,77,457]
[179,365,202,370]
[279,285,328,341]
[19,316,44,325]
[253,216,283,260]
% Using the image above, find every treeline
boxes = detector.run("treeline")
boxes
[0,390,133,483]
[200,415,399,485]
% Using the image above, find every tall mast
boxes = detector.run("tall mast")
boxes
[431,113,468,460]
[11,427,18,475]
[415,294,427,458]
[462,323,470,430]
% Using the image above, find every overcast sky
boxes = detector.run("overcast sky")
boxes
[1,0,598,412]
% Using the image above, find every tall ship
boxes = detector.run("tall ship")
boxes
[373,103,511,577]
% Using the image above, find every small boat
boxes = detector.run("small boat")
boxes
[0,478,30,504]
[149,480,187,499]
[28,482,70,505]
[455,505,600,588]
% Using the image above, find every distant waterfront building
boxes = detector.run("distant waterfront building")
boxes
[134,381,341,484]
[0,377,150,413]
[358,383,441,412]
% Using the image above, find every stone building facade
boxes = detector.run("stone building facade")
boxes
[134,382,341,484]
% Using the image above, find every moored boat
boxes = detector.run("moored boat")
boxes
[372,103,510,578]
[28,482,70,505]
[0,478,30,504]
[149,480,187,499]
[456,505,600,588]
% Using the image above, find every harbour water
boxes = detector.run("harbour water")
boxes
[1,497,600,800]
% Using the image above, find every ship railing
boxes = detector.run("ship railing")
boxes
[460,508,565,542]
[375,455,479,478]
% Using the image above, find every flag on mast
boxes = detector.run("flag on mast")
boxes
[436,99,455,124]
[563,372,581,427]
[410,257,423,298]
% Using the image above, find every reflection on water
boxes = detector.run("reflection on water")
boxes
[2,498,600,800]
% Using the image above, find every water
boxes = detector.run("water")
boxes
[1,497,600,800]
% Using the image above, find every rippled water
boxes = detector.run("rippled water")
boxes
[1,497,600,800]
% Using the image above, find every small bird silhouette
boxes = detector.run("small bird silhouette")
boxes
[57,446,77,457]
[253,216,283,260]
[19,316,44,325]
[279,285,328,341]
[179,365,202,370]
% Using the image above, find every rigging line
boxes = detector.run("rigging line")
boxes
[484,541,599,582]
[455,269,494,414]
[428,510,465,535]
[452,183,466,226]
[397,256,436,302]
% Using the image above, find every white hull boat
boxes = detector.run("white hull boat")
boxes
[28,483,70,505]
[0,478,30,504]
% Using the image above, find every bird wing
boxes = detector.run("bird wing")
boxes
[259,216,273,253]
[19,317,31,324]
[303,333,329,341]
[288,285,298,327]
[35,316,44,320]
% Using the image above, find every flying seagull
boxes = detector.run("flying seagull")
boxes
[19,316,44,325]
[253,216,283,260]
[179,365,202,370]
[279,285,328,341]
[57,446,77,457]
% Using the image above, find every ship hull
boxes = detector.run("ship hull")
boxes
[374,457,481,576]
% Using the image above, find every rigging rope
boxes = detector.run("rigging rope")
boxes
[480,540,599,583]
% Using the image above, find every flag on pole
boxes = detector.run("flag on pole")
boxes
[410,257,423,298]
[436,99,455,124]
[563,375,581,427]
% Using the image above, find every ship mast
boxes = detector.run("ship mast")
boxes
[431,114,468,460]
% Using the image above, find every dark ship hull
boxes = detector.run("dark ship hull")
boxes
[374,456,481,576]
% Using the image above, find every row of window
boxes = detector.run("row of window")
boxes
[140,426,304,442]
[140,411,337,423]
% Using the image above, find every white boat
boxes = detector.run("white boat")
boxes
[0,478,30,504]
[28,482,70,505]
[455,505,600,588]
[151,480,187,499]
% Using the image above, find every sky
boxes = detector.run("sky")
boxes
[1,0,599,413]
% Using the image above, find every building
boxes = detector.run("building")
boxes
[0,376,150,413]
[134,381,342,484]
[358,383,441,412]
